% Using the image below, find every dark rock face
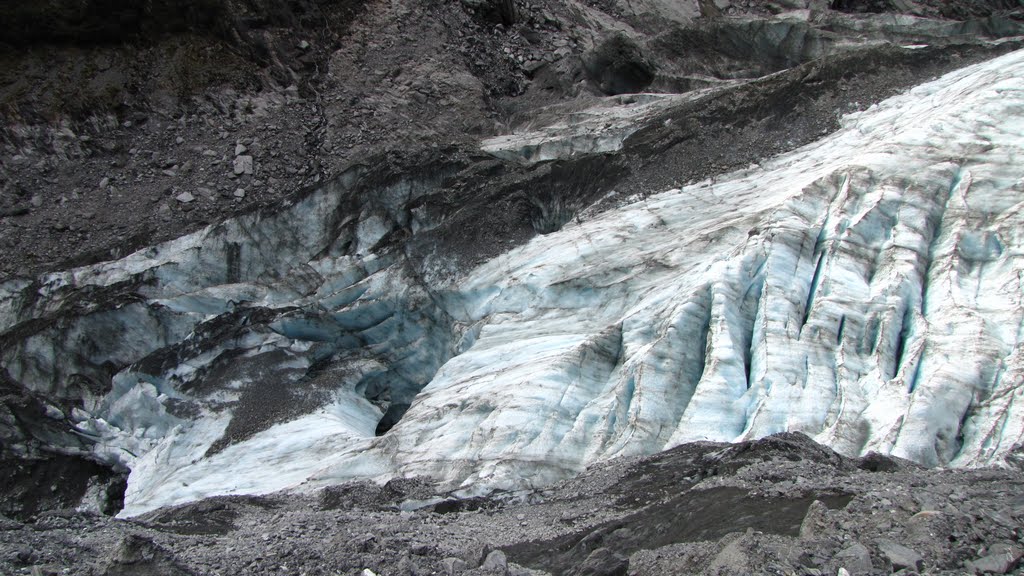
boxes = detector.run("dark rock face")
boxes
[0,369,127,519]
[462,0,518,26]
[830,0,898,12]
[583,34,656,96]
[506,434,858,575]
[0,0,367,48]
[0,0,232,46]
[830,0,1024,16]
[0,453,126,520]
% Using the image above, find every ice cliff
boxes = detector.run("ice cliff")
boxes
[5,48,1024,516]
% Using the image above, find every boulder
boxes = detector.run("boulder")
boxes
[876,539,923,572]
[233,155,254,175]
[833,542,873,575]
[571,547,629,576]
[99,535,193,576]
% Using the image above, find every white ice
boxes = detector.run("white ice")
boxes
[326,47,1024,495]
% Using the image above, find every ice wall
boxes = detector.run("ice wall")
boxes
[341,47,1024,494]
[5,48,1024,516]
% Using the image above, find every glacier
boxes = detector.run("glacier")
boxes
[5,47,1024,516]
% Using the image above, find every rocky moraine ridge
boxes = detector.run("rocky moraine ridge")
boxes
[3,0,1024,574]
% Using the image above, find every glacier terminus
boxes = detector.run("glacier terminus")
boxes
[4,45,1024,518]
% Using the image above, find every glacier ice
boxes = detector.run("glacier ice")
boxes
[481,93,693,164]
[6,48,1024,516]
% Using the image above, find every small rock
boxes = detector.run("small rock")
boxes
[235,143,248,156]
[834,542,873,575]
[442,557,468,575]
[877,539,923,572]
[524,59,546,74]
[967,543,1023,574]
[298,39,310,50]
[99,177,110,188]
[410,542,432,555]
[16,547,36,564]
[397,555,421,576]
[234,155,254,175]
[234,188,246,199]
[969,554,1017,574]
[800,499,829,538]
[575,547,628,576]
[481,550,508,573]
[175,136,184,145]
[353,534,377,553]
[101,535,192,576]
[361,570,378,576]
[175,192,196,204]
[905,510,943,542]
[0,514,22,531]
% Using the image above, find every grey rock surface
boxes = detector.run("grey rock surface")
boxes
[0,433,1020,575]
[877,539,924,572]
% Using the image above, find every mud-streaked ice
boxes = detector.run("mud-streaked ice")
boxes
[344,47,1024,489]
[5,49,1024,516]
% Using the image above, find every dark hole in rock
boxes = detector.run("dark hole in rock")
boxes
[0,453,127,521]
[375,402,410,436]
[857,451,907,473]
[432,496,501,514]
[584,33,656,96]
